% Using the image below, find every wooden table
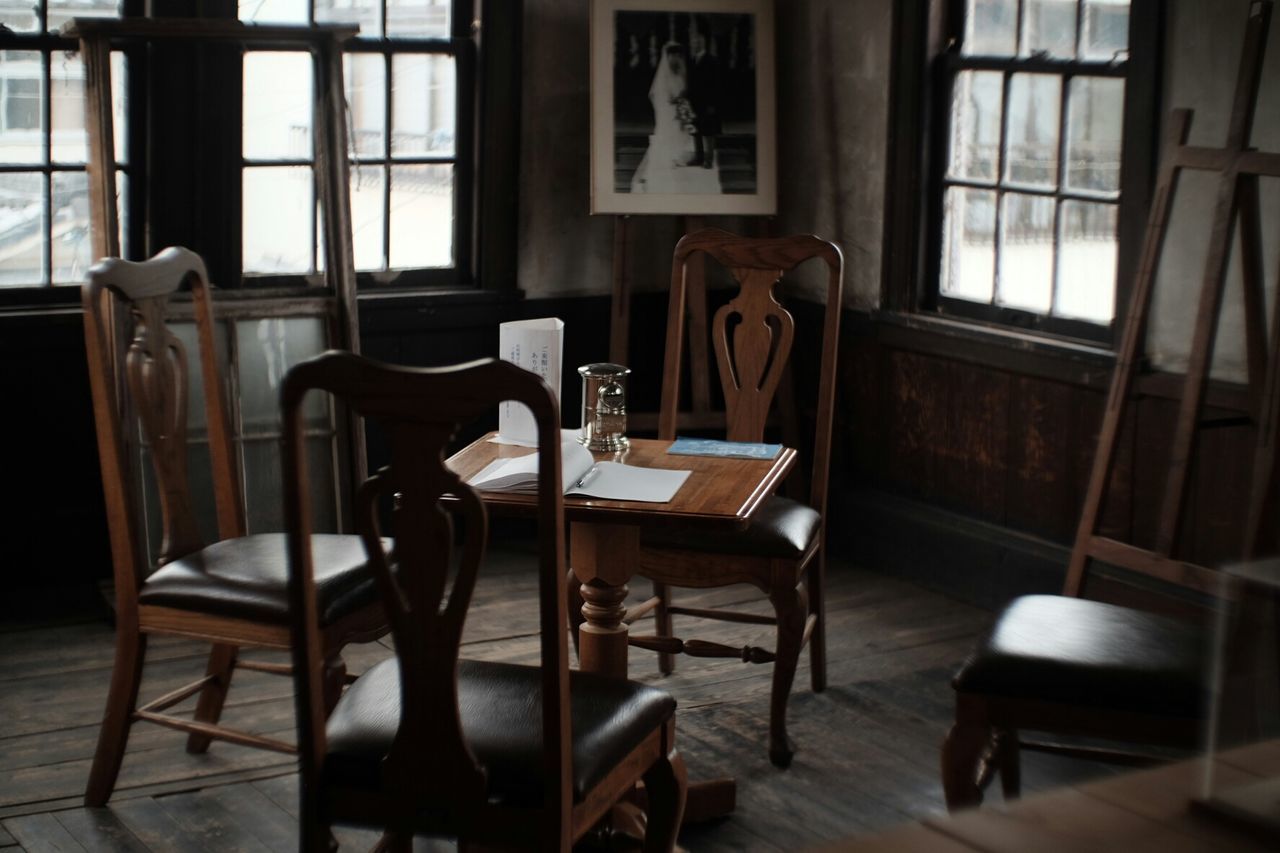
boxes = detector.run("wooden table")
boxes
[448,432,798,820]
[816,741,1280,852]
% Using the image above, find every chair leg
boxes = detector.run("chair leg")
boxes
[186,643,238,754]
[941,718,992,811]
[641,747,688,853]
[567,567,584,657]
[85,626,147,807]
[653,581,674,676]
[997,729,1021,801]
[807,551,827,693]
[768,580,808,768]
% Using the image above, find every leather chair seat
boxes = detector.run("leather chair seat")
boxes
[953,595,1209,718]
[324,657,676,804]
[139,533,385,627]
[642,495,820,559]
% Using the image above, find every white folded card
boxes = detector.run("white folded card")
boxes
[468,440,691,503]
[498,317,564,444]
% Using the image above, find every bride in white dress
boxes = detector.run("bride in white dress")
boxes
[629,43,721,195]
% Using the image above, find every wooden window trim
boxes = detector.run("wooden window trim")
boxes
[881,0,1164,356]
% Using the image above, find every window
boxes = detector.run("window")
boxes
[0,0,130,287]
[239,0,471,287]
[929,0,1144,338]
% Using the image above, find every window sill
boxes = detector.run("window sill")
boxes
[869,309,1119,389]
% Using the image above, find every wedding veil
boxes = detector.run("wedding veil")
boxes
[649,41,688,105]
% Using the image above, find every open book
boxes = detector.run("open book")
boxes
[468,440,690,503]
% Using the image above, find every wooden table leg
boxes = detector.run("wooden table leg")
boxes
[569,520,737,829]
[570,521,638,680]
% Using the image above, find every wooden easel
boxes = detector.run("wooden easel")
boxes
[1067,0,1280,597]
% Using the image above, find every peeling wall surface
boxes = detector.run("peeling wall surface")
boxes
[1150,0,1280,381]
[517,0,892,307]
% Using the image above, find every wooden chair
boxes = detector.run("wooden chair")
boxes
[82,248,389,807]
[629,228,844,768]
[282,352,687,851]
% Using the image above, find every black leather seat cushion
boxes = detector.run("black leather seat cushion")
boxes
[324,657,676,804]
[139,533,385,627]
[641,495,820,559]
[953,595,1209,718]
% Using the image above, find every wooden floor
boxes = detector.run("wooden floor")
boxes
[0,546,1119,851]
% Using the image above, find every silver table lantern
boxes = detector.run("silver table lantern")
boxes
[578,363,630,452]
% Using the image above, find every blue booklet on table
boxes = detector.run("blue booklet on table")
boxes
[667,437,782,460]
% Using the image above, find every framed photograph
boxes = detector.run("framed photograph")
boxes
[590,0,777,216]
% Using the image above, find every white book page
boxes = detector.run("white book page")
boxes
[567,462,690,503]
[467,441,594,494]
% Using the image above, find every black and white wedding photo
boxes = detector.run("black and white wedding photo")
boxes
[591,0,776,215]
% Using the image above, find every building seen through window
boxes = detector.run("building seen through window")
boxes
[240,0,460,283]
[0,0,125,287]
[939,0,1130,327]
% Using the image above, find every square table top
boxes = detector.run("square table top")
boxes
[446,432,798,530]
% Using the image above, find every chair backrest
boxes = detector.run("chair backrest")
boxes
[281,352,572,836]
[82,247,244,601]
[658,228,844,519]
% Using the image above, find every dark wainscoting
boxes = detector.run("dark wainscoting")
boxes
[4,290,1257,620]
[0,309,112,610]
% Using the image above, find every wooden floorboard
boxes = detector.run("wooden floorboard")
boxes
[0,548,1114,850]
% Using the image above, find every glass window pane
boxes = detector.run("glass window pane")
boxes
[1082,0,1129,60]
[346,53,386,158]
[1,52,45,165]
[0,171,46,286]
[238,0,307,24]
[941,187,996,304]
[47,0,118,32]
[998,192,1055,313]
[317,0,381,37]
[389,163,453,269]
[386,0,451,39]
[1004,73,1060,188]
[391,53,455,158]
[51,170,91,283]
[306,437,338,533]
[948,71,1003,183]
[112,51,127,165]
[1021,0,1078,59]
[164,321,214,439]
[1065,76,1124,195]
[352,165,386,271]
[243,166,314,274]
[1055,200,1117,321]
[243,52,313,161]
[51,54,87,165]
[0,0,38,33]
[236,317,330,433]
[242,439,286,534]
[963,0,1017,56]
[241,436,339,534]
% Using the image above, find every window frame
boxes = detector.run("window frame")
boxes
[0,8,147,298]
[883,0,1164,350]
[238,0,479,292]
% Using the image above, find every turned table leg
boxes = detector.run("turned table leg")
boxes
[569,521,639,679]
